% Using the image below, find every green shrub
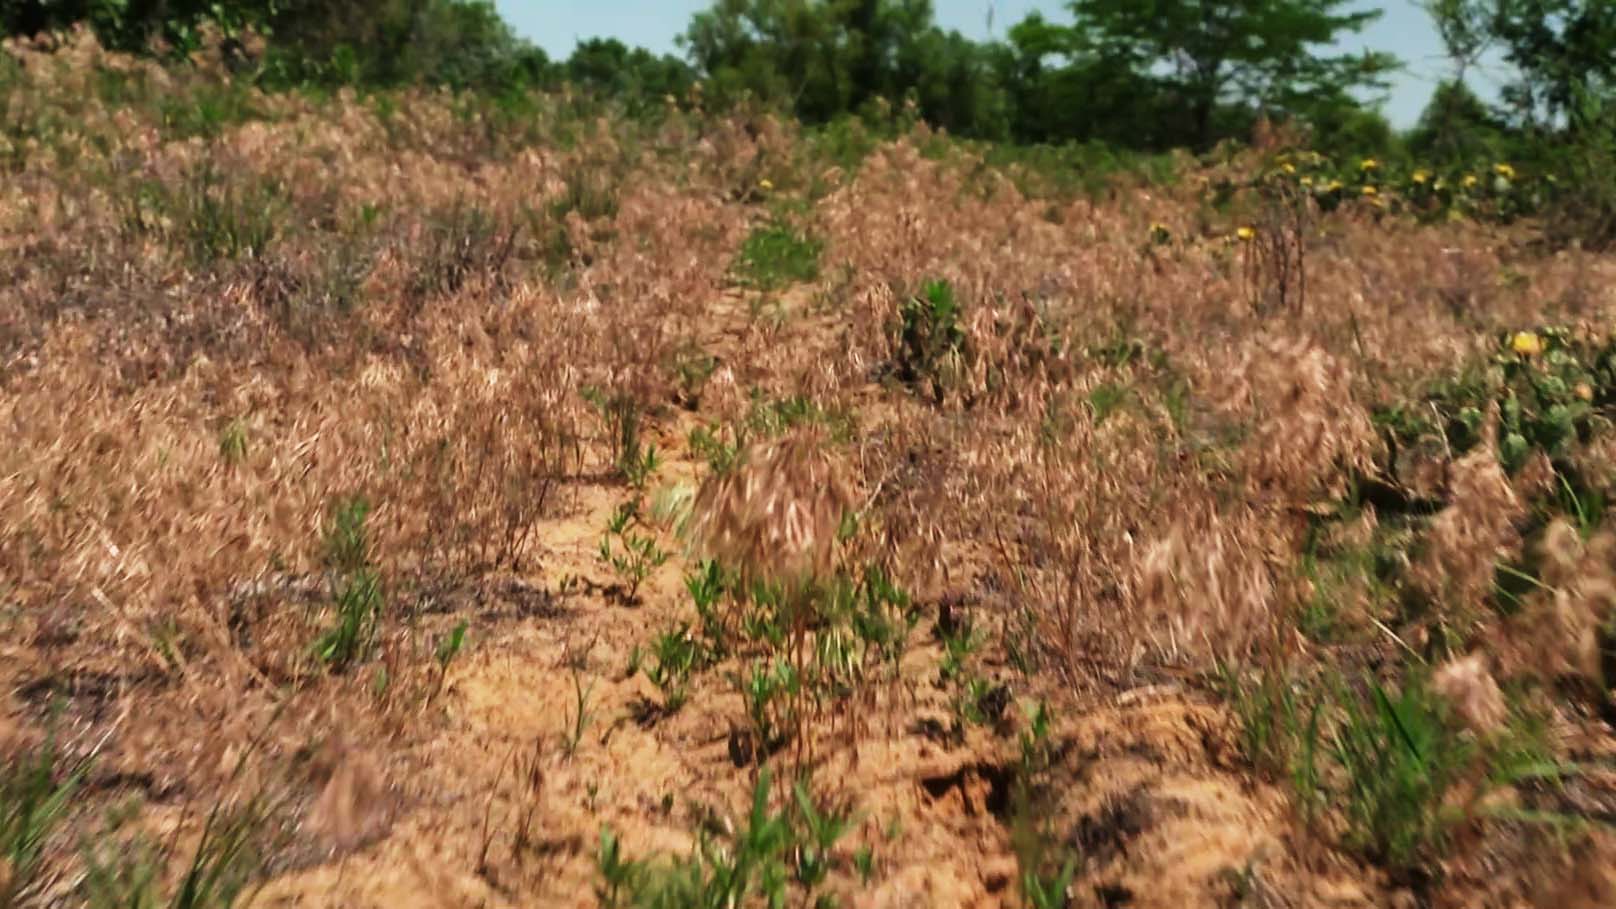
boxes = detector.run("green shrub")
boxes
[893,278,967,402]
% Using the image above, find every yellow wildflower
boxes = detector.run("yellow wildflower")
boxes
[1576,382,1594,401]
[1361,185,1378,196]
[758,178,774,191]
[1281,162,1297,175]
[1463,174,1479,189]
[1494,162,1516,180]
[1412,169,1430,184]
[1325,179,1343,192]
[1236,226,1256,242]
[1300,175,1313,186]
[1360,157,1379,171]
[1511,331,1542,356]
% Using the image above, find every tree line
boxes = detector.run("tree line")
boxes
[2,0,1614,167]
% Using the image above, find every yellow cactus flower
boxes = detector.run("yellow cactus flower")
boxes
[1236,226,1256,242]
[1511,331,1542,356]
[1494,162,1516,180]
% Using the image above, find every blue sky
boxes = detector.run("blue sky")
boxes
[494,1,1507,128]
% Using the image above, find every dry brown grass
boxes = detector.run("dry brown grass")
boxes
[4,30,1616,909]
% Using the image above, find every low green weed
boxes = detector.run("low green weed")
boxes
[1009,700,1079,909]
[429,619,470,703]
[1328,675,1474,869]
[734,658,802,760]
[733,221,821,291]
[685,560,731,659]
[598,501,670,604]
[596,767,856,909]
[645,624,705,712]
[564,665,599,758]
[312,495,384,670]
[217,419,249,465]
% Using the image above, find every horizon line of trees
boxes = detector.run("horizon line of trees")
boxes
[1,0,1613,167]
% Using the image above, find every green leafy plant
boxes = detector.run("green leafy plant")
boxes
[645,624,705,712]
[790,779,854,892]
[595,828,649,909]
[685,560,731,659]
[126,161,285,265]
[598,500,670,604]
[688,424,742,476]
[82,799,275,909]
[409,200,521,299]
[1375,327,1616,476]
[894,278,967,401]
[938,623,980,683]
[735,658,802,760]
[595,767,855,909]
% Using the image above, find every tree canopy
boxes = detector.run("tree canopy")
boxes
[5,0,1616,168]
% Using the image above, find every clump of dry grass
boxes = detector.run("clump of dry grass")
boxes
[1498,520,1616,687]
[5,28,1616,909]
[1412,429,1527,620]
[1432,652,1508,735]
[687,426,853,590]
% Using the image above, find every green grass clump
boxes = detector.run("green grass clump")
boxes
[733,222,821,291]
[82,787,284,909]
[1,735,84,906]
[312,495,384,670]
[1226,664,1568,879]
